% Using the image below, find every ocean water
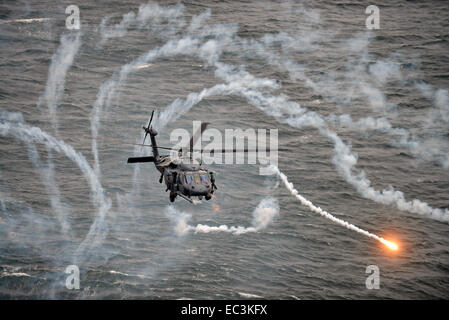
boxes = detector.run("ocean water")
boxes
[0,0,448,299]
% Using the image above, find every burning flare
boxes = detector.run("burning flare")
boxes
[272,165,400,253]
[380,238,399,251]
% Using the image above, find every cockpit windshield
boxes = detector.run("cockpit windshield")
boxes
[184,172,209,185]
[193,174,201,184]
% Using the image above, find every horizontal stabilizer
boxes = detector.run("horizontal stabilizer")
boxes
[127,156,155,163]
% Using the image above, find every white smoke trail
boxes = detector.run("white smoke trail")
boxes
[326,128,449,222]
[271,165,398,250]
[183,37,449,223]
[323,110,449,173]
[93,3,447,234]
[165,197,279,236]
[237,85,449,222]
[101,10,237,246]
[0,118,111,263]
[414,83,449,169]
[0,169,9,214]
[0,192,59,259]
[416,83,449,126]
[0,18,52,24]
[90,36,201,175]
[23,142,73,234]
[226,16,431,153]
[90,12,237,176]
[98,1,185,45]
[244,29,449,170]
[152,53,448,224]
[38,32,81,135]
[29,32,81,233]
[155,68,278,132]
[40,31,81,233]
[151,48,449,223]
[0,110,72,233]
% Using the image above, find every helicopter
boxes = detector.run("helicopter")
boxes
[127,110,280,203]
[127,110,219,203]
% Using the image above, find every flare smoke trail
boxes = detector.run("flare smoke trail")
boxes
[99,1,185,45]
[0,110,72,233]
[91,8,235,176]
[92,4,446,258]
[0,117,111,264]
[91,35,202,174]
[127,22,444,223]
[94,5,209,233]
[188,39,449,223]
[243,86,449,222]
[154,69,278,132]
[243,29,449,170]
[415,83,449,169]
[132,18,448,223]
[271,166,398,250]
[39,32,81,135]
[0,172,68,264]
[24,138,73,234]
[0,172,6,214]
[31,33,81,233]
[165,197,279,236]
[0,18,52,24]
[152,48,449,222]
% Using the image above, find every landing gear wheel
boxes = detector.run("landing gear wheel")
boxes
[205,193,212,201]
[169,192,176,202]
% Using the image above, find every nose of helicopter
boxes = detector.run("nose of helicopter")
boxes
[186,182,211,195]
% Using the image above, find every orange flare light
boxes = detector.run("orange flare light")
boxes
[380,238,399,251]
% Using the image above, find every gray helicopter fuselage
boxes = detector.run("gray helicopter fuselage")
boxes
[156,156,214,198]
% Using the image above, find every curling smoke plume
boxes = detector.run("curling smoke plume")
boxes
[91,8,235,176]
[0,116,111,263]
[98,1,185,45]
[39,32,81,135]
[29,32,81,234]
[244,29,449,170]
[165,197,279,236]
[99,2,186,45]
[0,110,72,233]
[155,60,449,223]
[183,38,449,223]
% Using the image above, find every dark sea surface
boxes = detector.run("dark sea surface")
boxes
[0,0,448,299]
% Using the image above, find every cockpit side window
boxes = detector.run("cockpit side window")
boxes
[200,174,210,184]
[185,174,194,184]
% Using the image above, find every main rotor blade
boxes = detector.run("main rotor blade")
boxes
[128,144,288,153]
[189,122,209,154]
[142,131,149,145]
[199,148,289,154]
[127,156,155,163]
[130,143,175,151]
[142,110,155,146]
[148,110,154,127]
